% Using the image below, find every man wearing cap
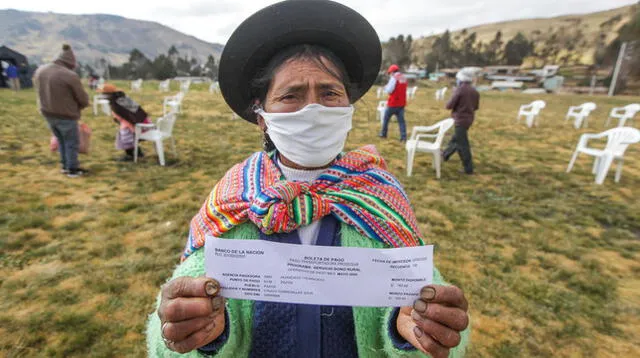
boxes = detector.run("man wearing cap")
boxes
[443,69,480,175]
[34,44,89,177]
[379,64,408,141]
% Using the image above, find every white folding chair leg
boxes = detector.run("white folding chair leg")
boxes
[594,154,614,185]
[615,158,624,183]
[592,157,600,174]
[93,101,98,116]
[619,118,627,127]
[434,153,442,179]
[605,117,611,127]
[526,115,534,128]
[406,150,415,176]
[134,133,140,163]
[155,140,166,166]
[566,151,579,173]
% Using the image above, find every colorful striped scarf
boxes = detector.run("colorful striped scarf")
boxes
[183,145,424,260]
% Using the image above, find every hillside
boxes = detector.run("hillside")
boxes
[411,4,635,66]
[0,9,224,66]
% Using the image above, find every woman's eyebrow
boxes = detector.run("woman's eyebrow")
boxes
[318,82,344,91]
[273,80,344,95]
[273,83,307,95]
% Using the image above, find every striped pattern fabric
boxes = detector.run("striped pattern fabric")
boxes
[183,145,424,260]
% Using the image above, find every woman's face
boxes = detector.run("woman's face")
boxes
[260,57,349,118]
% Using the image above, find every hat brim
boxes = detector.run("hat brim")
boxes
[219,0,381,123]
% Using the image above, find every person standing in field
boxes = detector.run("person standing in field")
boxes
[443,69,480,175]
[6,63,20,91]
[379,64,408,142]
[34,44,90,177]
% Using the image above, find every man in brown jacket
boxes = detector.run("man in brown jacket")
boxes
[443,69,480,175]
[34,44,89,177]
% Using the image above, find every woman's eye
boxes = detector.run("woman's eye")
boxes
[280,94,297,101]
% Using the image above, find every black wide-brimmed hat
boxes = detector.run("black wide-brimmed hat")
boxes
[218,0,382,123]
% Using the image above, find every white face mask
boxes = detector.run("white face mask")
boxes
[255,104,354,167]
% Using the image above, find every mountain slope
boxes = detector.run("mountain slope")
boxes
[0,9,223,66]
[411,4,634,65]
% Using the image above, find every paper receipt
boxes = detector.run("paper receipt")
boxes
[205,237,433,307]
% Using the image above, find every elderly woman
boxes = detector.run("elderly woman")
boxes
[99,83,150,161]
[147,1,470,357]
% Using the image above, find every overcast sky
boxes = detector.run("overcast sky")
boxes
[3,0,636,44]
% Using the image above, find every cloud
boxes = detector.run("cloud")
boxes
[152,0,244,17]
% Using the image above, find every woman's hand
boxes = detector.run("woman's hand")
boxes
[397,285,469,358]
[157,277,226,353]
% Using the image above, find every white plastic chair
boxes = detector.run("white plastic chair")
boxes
[209,81,220,94]
[377,101,387,124]
[406,86,418,100]
[606,104,640,127]
[134,113,178,166]
[159,79,170,92]
[435,87,448,101]
[131,79,143,92]
[376,87,384,99]
[566,127,640,184]
[93,94,110,116]
[566,102,597,129]
[163,92,184,116]
[405,118,455,179]
[517,100,546,128]
[180,80,191,93]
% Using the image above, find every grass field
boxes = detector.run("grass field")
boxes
[1,81,639,357]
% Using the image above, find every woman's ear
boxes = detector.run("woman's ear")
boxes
[257,115,267,132]
[254,99,267,132]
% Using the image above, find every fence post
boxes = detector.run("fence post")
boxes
[608,42,627,97]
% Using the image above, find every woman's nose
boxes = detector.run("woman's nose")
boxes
[303,88,322,107]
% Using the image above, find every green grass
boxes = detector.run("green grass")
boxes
[1,81,639,357]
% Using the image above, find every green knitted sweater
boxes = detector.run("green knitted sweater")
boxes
[146,223,470,357]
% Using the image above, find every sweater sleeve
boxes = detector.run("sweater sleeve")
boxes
[381,267,471,358]
[70,74,89,109]
[445,89,460,110]
[384,76,397,94]
[339,224,471,357]
[147,225,260,358]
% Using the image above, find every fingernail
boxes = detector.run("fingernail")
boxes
[205,281,219,296]
[212,296,224,311]
[421,286,436,301]
[205,322,215,332]
[411,310,423,322]
[413,299,427,313]
[413,326,423,338]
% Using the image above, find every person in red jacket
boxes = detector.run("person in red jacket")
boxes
[379,64,408,141]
